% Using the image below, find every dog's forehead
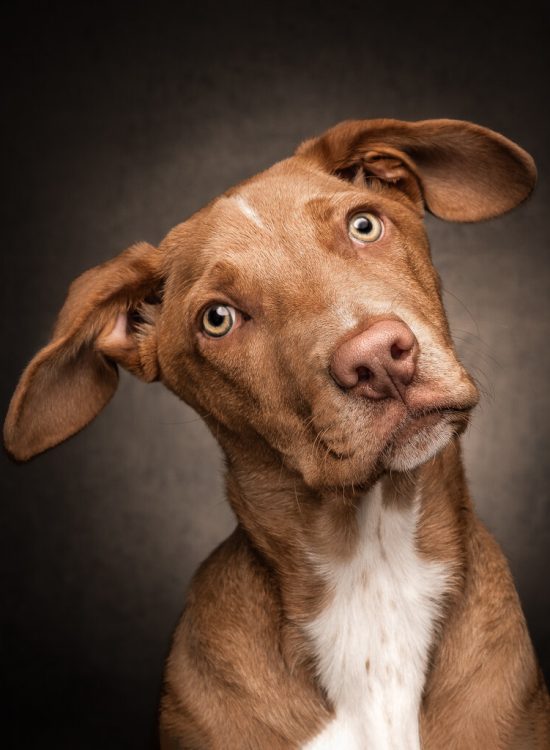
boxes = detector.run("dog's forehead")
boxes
[163,159,353,283]
[220,158,350,230]
[162,157,428,309]
[164,159,344,266]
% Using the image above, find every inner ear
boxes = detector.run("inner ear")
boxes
[337,154,425,214]
[97,295,162,383]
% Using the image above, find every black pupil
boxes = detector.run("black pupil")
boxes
[355,216,372,233]
[208,306,229,329]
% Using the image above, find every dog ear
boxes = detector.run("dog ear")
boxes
[4,242,164,461]
[296,118,536,221]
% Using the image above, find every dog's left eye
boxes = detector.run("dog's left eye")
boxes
[201,305,237,338]
[348,212,383,243]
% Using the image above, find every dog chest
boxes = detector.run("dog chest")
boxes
[302,487,449,749]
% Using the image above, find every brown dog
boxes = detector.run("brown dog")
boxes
[4,119,550,749]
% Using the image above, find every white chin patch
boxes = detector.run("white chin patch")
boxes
[386,420,455,472]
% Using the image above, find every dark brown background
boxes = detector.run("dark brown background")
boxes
[1,2,548,748]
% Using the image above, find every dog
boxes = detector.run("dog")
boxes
[4,118,550,749]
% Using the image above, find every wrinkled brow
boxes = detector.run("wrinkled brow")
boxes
[197,259,253,303]
[303,196,339,225]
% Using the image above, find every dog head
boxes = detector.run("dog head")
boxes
[4,119,535,489]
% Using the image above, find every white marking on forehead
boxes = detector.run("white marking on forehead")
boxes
[232,195,265,229]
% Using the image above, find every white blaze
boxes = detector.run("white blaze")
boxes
[233,195,265,229]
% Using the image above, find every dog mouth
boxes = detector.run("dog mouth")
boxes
[315,434,357,461]
[298,396,475,488]
[375,404,472,471]
[407,404,470,425]
[309,403,472,468]
[389,405,470,445]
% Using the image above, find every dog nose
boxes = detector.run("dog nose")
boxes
[330,320,418,400]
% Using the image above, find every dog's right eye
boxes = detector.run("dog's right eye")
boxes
[201,304,237,338]
[348,212,384,243]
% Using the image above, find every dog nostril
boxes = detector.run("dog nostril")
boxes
[357,366,372,382]
[330,320,418,395]
[391,343,407,360]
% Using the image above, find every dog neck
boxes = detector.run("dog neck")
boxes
[223,438,468,747]
[224,437,467,626]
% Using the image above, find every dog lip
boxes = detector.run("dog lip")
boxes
[311,404,470,467]
[316,434,356,461]
[387,405,471,454]
[403,405,473,432]
[407,405,472,419]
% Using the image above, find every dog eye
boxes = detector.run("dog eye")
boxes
[348,213,383,243]
[201,304,237,338]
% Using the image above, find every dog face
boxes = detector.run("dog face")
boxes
[158,162,475,488]
[4,119,535,491]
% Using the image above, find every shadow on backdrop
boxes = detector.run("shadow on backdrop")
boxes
[1,2,549,748]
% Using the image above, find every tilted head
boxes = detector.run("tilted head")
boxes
[4,119,536,489]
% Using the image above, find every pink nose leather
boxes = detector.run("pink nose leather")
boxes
[330,320,418,400]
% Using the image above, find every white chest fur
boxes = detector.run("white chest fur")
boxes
[302,485,449,750]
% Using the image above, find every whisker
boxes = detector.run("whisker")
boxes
[293,480,303,518]
[442,286,482,339]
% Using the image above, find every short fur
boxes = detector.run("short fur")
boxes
[4,118,549,748]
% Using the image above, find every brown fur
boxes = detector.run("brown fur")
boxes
[4,119,549,748]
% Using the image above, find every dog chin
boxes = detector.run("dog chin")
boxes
[383,415,458,472]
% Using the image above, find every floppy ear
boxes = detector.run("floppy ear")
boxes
[4,241,164,461]
[296,118,537,221]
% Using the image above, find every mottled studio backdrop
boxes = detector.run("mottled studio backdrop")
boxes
[1,2,548,748]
